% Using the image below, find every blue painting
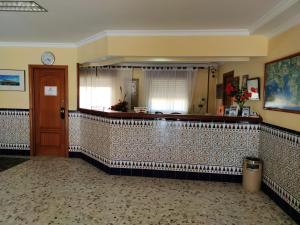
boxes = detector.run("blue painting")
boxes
[0,75,20,86]
[264,54,300,112]
[0,70,25,91]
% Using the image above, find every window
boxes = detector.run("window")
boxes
[143,69,196,114]
[79,67,132,111]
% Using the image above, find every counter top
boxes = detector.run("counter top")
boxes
[78,109,262,124]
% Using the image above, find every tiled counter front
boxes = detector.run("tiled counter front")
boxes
[260,124,300,215]
[0,110,30,152]
[109,119,260,174]
[71,113,260,175]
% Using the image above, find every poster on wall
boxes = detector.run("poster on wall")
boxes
[0,70,25,91]
[264,53,300,113]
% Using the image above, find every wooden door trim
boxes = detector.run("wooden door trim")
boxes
[223,71,234,106]
[29,65,69,157]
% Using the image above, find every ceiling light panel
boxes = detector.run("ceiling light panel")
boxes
[0,1,47,12]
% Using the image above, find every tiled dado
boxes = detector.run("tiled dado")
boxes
[69,112,260,176]
[0,110,30,153]
[260,124,300,217]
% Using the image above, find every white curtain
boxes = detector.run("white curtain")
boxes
[79,67,132,111]
[143,68,197,114]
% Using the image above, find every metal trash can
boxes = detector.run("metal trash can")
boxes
[242,157,262,193]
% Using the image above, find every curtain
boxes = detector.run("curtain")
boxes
[143,68,197,114]
[79,67,132,111]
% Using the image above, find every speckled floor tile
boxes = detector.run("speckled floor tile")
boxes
[0,157,296,225]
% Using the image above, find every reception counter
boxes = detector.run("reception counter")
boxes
[69,110,261,179]
[78,108,262,123]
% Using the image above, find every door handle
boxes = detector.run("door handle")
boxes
[60,107,65,119]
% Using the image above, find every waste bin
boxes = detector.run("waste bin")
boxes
[242,157,262,193]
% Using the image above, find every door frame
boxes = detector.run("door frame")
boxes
[223,71,234,106]
[29,65,69,157]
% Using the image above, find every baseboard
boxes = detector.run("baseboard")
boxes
[0,149,30,156]
[69,152,242,182]
[262,183,300,224]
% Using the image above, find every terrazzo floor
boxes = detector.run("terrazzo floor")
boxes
[0,157,296,225]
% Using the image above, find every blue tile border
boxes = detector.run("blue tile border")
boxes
[261,122,300,136]
[262,183,300,224]
[69,152,243,182]
[0,149,30,156]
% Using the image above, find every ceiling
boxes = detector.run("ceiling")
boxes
[0,0,299,44]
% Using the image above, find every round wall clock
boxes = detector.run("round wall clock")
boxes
[41,51,55,65]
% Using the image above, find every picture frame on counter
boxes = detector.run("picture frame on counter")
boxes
[242,74,249,88]
[229,106,238,116]
[242,106,250,117]
[224,106,230,116]
[0,69,25,91]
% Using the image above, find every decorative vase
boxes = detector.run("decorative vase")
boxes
[237,103,244,116]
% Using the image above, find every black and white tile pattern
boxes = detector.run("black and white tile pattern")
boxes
[0,110,30,152]
[69,112,260,175]
[260,124,300,214]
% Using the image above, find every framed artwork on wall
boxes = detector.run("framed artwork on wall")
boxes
[242,74,249,88]
[247,77,260,100]
[0,70,25,91]
[264,52,300,113]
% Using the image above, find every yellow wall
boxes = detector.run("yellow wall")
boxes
[0,47,78,110]
[219,24,300,131]
[78,37,107,64]
[107,35,268,57]
[191,69,209,114]
[77,35,268,63]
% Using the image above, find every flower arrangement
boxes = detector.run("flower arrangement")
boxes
[225,81,257,110]
[110,86,128,112]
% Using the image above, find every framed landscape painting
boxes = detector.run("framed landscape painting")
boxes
[0,70,25,91]
[264,52,300,113]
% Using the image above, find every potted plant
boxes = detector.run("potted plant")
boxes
[110,86,128,112]
[225,80,257,115]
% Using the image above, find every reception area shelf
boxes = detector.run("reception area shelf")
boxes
[78,109,262,123]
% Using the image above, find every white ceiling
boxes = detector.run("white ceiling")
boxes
[0,0,299,44]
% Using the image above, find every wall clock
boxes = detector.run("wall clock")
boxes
[41,51,55,65]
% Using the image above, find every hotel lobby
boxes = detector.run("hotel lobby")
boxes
[0,0,299,224]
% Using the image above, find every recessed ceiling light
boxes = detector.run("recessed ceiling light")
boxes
[0,1,47,12]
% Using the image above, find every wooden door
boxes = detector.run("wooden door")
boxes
[223,71,235,106]
[29,65,68,157]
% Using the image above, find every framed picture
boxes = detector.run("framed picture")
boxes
[264,52,300,113]
[242,106,250,117]
[229,106,238,116]
[242,75,249,88]
[224,106,230,116]
[247,77,260,100]
[0,70,25,91]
